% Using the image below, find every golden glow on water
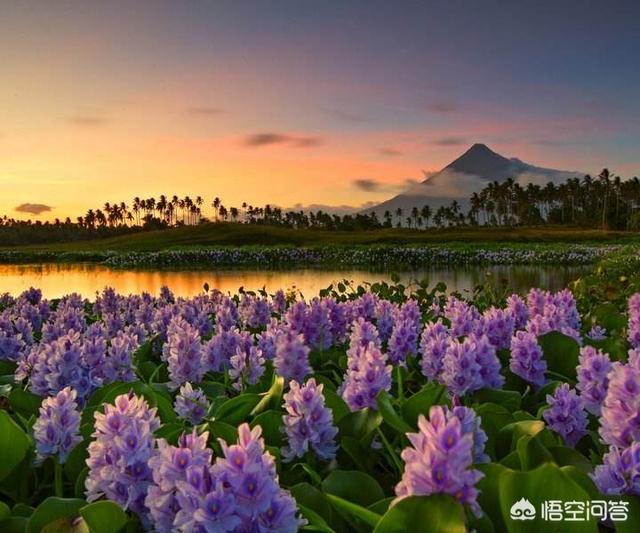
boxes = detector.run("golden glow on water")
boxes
[0,263,589,299]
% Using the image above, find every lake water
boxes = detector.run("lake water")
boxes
[0,263,592,298]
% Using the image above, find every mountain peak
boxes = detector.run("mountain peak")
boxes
[441,143,511,179]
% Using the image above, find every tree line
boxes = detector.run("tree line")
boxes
[1,168,639,245]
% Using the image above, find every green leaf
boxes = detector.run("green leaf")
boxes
[214,393,261,425]
[250,376,284,415]
[208,420,238,445]
[251,410,284,447]
[322,470,384,507]
[537,332,580,380]
[0,501,10,521]
[590,303,627,333]
[9,388,42,418]
[337,408,382,441]
[323,389,349,423]
[517,435,554,470]
[377,392,412,434]
[79,501,127,533]
[548,446,594,475]
[324,494,381,528]
[473,389,521,412]
[373,495,466,533]
[2,517,29,533]
[299,505,335,533]
[200,381,226,401]
[27,497,86,533]
[290,482,332,518]
[498,463,598,532]
[477,463,510,533]
[496,420,545,459]
[614,495,640,533]
[401,382,448,427]
[0,410,31,481]
[475,402,514,459]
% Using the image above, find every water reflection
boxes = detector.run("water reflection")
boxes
[0,263,591,299]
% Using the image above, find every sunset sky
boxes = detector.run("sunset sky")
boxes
[2,0,640,221]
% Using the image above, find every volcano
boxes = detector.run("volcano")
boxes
[363,143,581,218]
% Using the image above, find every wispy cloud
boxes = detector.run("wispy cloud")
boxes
[426,100,458,113]
[433,136,466,146]
[377,146,403,157]
[242,132,323,148]
[353,177,418,194]
[283,202,378,215]
[68,114,108,127]
[187,106,224,116]
[321,107,368,123]
[15,203,52,215]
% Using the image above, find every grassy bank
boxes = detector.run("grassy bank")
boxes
[1,223,637,253]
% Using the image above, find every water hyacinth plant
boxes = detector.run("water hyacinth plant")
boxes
[0,280,639,531]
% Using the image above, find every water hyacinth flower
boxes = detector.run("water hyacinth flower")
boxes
[33,387,82,464]
[203,328,252,372]
[162,317,205,388]
[509,330,547,388]
[238,294,272,329]
[628,293,640,349]
[146,430,213,532]
[304,298,333,351]
[206,423,303,532]
[229,345,266,391]
[340,341,392,411]
[444,296,480,337]
[480,307,515,350]
[274,329,312,384]
[543,384,588,447]
[586,324,607,341]
[506,294,529,330]
[576,345,611,416]
[419,320,450,381]
[387,318,418,366]
[440,337,482,396]
[347,317,381,357]
[451,405,490,464]
[86,393,161,518]
[394,405,484,516]
[374,299,399,342]
[599,353,640,448]
[281,378,337,462]
[174,383,210,424]
[592,442,640,496]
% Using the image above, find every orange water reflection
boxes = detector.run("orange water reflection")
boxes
[0,263,590,299]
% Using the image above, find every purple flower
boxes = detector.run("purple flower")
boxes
[480,307,515,350]
[304,298,333,351]
[229,346,266,391]
[340,342,392,411]
[239,294,272,329]
[215,297,239,332]
[419,320,450,381]
[32,387,82,464]
[203,328,252,373]
[509,330,547,388]
[506,294,529,330]
[281,378,338,462]
[347,317,381,358]
[451,405,489,464]
[628,293,640,348]
[208,423,304,532]
[374,300,399,342]
[543,384,588,447]
[444,296,480,337]
[86,393,161,519]
[586,324,607,341]
[387,319,418,366]
[399,299,422,332]
[468,333,505,390]
[592,443,640,496]
[274,330,312,384]
[576,346,611,416]
[146,430,213,532]
[257,319,284,360]
[440,337,482,396]
[599,354,640,448]
[162,317,205,388]
[272,289,287,314]
[394,406,484,516]
[174,383,210,424]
